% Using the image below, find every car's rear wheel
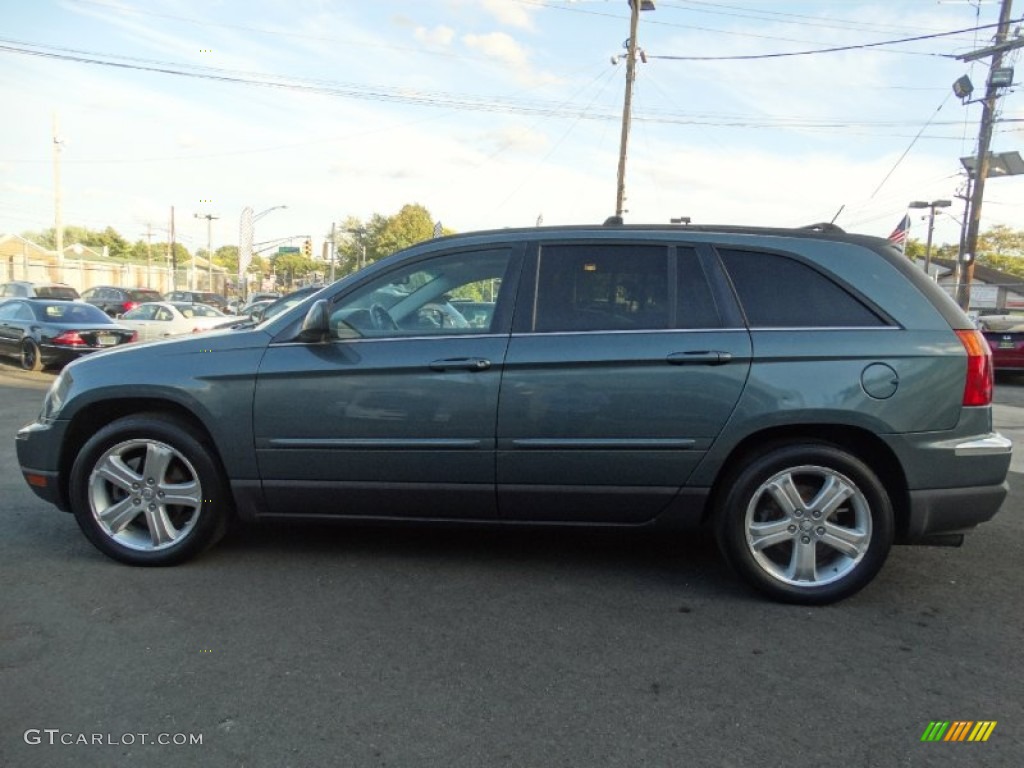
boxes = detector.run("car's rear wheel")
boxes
[69,414,229,565]
[715,443,893,604]
[20,339,43,371]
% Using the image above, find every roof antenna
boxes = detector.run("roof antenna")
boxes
[830,204,845,225]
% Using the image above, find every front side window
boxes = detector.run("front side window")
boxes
[533,244,669,332]
[329,248,513,339]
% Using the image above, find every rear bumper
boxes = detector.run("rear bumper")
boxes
[903,481,1009,543]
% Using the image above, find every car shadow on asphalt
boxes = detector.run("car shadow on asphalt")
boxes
[217,519,744,599]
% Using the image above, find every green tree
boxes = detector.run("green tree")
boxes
[331,204,452,278]
[212,245,240,271]
[976,225,1024,277]
[374,203,436,257]
[272,253,316,286]
[978,224,1024,258]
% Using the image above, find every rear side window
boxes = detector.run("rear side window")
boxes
[534,244,669,332]
[718,249,886,328]
[36,286,79,300]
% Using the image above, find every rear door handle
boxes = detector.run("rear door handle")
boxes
[429,357,492,372]
[666,350,733,366]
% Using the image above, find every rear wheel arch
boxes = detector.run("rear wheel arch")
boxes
[706,424,910,540]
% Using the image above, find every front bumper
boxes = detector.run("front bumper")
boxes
[16,418,71,511]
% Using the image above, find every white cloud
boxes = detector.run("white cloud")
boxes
[462,32,528,69]
[477,125,549,154]
[414,25,456,47]
[481,0,537,30]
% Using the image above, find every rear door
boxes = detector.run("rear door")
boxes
[496,241,751,523]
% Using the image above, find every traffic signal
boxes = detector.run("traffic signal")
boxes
[303,238,312,258]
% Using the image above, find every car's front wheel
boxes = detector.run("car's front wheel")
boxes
[715,443,893,604]
[69,414,230,565]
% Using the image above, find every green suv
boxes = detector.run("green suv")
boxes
[15,223,1012,603]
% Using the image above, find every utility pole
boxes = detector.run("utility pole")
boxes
[195,212,219,292]
[169,206,177,291]
[142,223,154,286]
[52,113,64,278]
[909,199,951,278]
[330,221,337,283]
[957,0,1014,310]
[614,1,644,219]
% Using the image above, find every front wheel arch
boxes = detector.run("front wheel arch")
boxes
[68,412,231,565]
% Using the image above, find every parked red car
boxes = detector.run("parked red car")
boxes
[978,314,1024,370]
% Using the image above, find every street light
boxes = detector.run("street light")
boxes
[254,204,287,223]
[908,200,951,277]
[239,205,286,300]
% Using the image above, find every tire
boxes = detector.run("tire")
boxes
[20,338,43,371]
[715,443,893,605]
[69,413,230,565]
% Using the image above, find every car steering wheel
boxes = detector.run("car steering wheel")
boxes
[369,303,398,331]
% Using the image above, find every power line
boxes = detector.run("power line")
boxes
[650,16,1022,61]
[0,38,984,140]
[658,0,980,37]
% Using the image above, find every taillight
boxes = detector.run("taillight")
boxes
[127,331,139,342]
[52,331,86,346]
[956,329,993,406]
[123,301,139,312]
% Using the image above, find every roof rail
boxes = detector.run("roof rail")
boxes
[800,222,846,233]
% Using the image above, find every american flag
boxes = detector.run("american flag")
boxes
[887,214,910,251]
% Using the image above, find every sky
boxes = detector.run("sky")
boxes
[1,0,1023,257]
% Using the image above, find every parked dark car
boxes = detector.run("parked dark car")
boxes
[0,298,136,370]
[16,223,1011,604]
[244,285,323,323]
[165,290,231,313]
[0,281,80,300]
[80,286,164,317]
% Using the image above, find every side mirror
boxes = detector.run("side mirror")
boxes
[298,300,330,342]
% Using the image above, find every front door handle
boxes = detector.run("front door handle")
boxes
[666,350,733,366]
[429,357,492,372]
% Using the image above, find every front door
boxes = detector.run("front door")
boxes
[253,246,521,520]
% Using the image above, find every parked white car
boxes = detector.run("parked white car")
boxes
[118,302,228,341]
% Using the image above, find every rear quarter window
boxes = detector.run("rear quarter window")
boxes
[718,248,887,328]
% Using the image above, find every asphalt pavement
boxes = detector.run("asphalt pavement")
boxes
[1,364,1022,768]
